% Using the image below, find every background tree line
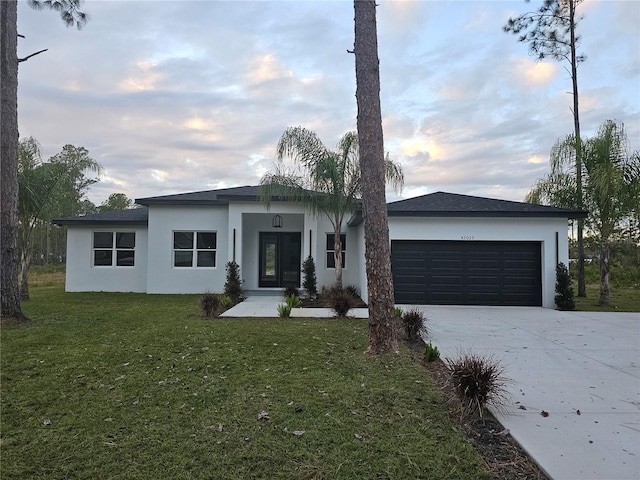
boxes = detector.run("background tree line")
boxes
[18,137,133,298]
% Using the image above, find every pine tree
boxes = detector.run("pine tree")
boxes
[224,261,244,304]
[302,255,317,298]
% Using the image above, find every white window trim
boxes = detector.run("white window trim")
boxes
[172,230,217,268]
[325,232,347,270]
[92,231,136,268]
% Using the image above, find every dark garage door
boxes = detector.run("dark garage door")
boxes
[391,240,542,306]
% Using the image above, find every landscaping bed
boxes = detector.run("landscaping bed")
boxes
[424,358,549,480]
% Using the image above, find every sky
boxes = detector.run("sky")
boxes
[16,0,640,206]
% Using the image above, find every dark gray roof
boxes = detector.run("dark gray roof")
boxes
[54,188,586,227]
[53,207,149,226]
[348,191,586,226]
[136,185,260,206]
[386,191,586,218]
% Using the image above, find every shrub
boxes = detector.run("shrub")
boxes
[394,307,404,318]
[277,303,292,318]
[285,295,301,308]
[344,285,360,298]
[302,256,317,298]
[220,296,233,309]
[282,284,299,299]
[423,342,440,362]
[224,261,244,303]
[555,262,575,311]
[402,308,427,340]
[322,284,356,318]
[200,292,221,318]
[445,352,509,420]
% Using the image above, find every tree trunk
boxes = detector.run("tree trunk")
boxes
[1,1,25,320]
[569,0,586,298]
[19,249,30,301]
[354,0,398,355]
[598,240,610,306]
[334,221,343,288]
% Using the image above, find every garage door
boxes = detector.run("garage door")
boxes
[391,240,542,306]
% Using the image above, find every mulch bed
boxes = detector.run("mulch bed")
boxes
[411,340,549,480]
[298,294,367,309]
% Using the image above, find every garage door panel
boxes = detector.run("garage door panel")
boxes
[392,240,542,306]
[431,275,462,286]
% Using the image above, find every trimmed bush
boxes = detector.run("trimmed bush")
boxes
[200,292,221,318]
[322,284,356,318]
[302,256,317,298]
[224,261,244,303]
[423,342,440,362]
[402,308,427,340]
[555,262,575,311]
[445,352,509,420]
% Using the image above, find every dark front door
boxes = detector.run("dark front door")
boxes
[259,232,301,288]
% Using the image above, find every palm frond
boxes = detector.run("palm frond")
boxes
[276,126,329,170]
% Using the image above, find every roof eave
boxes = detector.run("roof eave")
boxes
[135,199,229,206]
[52,219,148,226]
[388,210,587,219]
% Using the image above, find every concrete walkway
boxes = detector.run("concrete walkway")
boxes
[219,294,369,318]
[221,295,640,480]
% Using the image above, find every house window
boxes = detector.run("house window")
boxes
[173,231,217,268]
[93,232,135,267]
[326,233,346,269]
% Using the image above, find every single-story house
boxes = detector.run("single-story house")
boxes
[54,185,586,308]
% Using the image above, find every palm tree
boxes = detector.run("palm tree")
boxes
[582,121,638,305]
[18,138,101,299]
[260,126,403,288]
[526,120,639,306]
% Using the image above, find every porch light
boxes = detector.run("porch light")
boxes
[272,215,283,228]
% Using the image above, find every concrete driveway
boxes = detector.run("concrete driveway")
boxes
[413,306,640,480]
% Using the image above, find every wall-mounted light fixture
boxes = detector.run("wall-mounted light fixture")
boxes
[272,214,283,228]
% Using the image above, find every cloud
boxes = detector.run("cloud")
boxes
[511,59,558,88]
[14,0,639,206]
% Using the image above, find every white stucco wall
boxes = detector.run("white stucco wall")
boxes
[146,206,229,294]
[64,225,148,292]
[388,216,569,308]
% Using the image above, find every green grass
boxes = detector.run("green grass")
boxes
[574,284,640,312]
[1,284,489,480]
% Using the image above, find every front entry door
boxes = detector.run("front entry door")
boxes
[259,232,301,288]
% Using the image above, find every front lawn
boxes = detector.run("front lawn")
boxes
[1,285,489,479]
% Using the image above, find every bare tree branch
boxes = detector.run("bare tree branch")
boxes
[19,48,48,62]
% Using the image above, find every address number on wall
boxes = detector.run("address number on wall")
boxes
[460,235,475,240]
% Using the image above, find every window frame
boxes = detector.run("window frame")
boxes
[92,231,136,268]
[326,233,346,270]
[173,230,217,268]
